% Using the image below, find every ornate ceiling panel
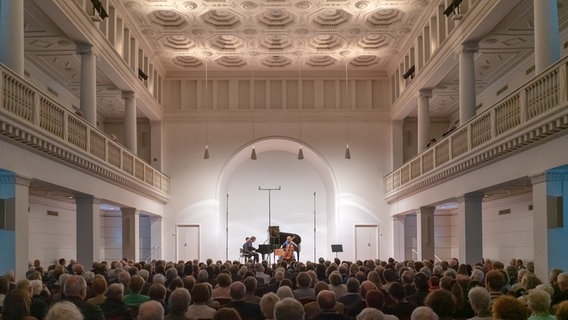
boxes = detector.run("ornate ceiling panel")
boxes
[122,0,428,72]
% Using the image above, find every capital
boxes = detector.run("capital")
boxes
[76,44,94,56]
[461,41,479,53]
[122,91,135,100]
[419,89,432,98]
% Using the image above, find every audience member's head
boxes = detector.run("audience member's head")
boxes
[356,307,385,320]
[213,307,242,320]
[260,292,280,319]
[243,276,257,294]
[366,290,385,309]
[148,283,167,302]
[411,306,439,320]
[274,297,305,320]
[45,301,84,320]
[106,283,124,301]
[137,300,165,320]
[296,272,311,289]
[64,275,87,299]
[91,276,107,297]
[527,289,551,315]
[316,290,337,311]
[346,277,361,293]
[556,300,568,320]
[2,288,33,319]
[276,285,294,300]
[168,287,191,315]
[424,289,456,319]
[191,283,212,304]
[129,275,145,294]
[467,286,490,316]
[485,270,505,292]
[492,295,528,320]
[229,281,246,301]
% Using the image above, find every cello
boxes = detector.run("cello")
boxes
[282,235,296,262]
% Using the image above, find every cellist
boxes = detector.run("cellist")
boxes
[280,235,297,262]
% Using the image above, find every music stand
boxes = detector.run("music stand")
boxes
[331,244,343,259]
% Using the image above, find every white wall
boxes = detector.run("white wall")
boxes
[482,192,534,263]
[162,118,393,262]
[29,196,77,265]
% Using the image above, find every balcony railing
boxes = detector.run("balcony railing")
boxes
[0,64,169,202]
[384,55,568,202]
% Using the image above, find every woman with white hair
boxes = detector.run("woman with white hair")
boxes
[45,301,84,320]
[411,306,438,320]
[527,289,555,320]
[467,286,492,320]
[356,307,386,320]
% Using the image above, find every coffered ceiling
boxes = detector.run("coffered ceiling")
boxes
[120,0,428,73]
[22,0,567,119]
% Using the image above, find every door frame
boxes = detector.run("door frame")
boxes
[176,224,200,262]
[354,224,379,260]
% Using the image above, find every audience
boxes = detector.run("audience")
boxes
[4,256,565,320]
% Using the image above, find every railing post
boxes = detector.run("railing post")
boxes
[33,93,41,126]
[86,127,92,155]
[519,89,527,125]
[63,112,69,142]
[559,61,567,106]
[0,68,4,110]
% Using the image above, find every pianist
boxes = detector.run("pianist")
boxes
[242,236,259,263]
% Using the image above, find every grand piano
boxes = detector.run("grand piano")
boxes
[256,229,301,261]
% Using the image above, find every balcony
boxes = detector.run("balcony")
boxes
[0,64,170,203]
[384,55,568,202]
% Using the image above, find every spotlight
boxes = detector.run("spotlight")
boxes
[402,65,415,80]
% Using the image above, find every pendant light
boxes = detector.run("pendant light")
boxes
[203,58,210,159]
[250,55,257,160]
[297,54,304,160]
[203,120,210,159]
[344,58,351,159]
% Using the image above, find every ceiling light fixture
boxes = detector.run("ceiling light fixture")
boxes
[297,54,304,160]
[344,59,351,160]
[345,121,351,160]
[251,55,257,160]
[203,120,210,159]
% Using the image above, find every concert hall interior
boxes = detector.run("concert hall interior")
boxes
[1,0,568,281]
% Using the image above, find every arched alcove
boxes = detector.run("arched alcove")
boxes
[216,137,338,262]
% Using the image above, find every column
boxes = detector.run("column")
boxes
[459,42,479,124]
[150,121,163,171]
[0,0,24,75]
[150,216,163,260]
[393,215,406,261]
[456,193,483,266]
[0,172,31,279]
[417,206,435,261]
[76,44,97,125]
[123,91,137,154]
[392,120,404,169]
[531,171,568,281]
[417,89,432,153]
[534,0,560,72]
[121,207,140,261]
[75,195,100,268]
